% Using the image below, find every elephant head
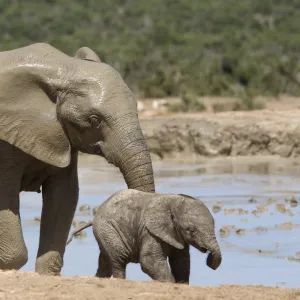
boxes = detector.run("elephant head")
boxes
[145,194,221,270]
[0,43,155,192]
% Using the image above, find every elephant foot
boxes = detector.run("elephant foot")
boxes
[35,251,63,276]
[140,259,175,283]
[0,210,28,270]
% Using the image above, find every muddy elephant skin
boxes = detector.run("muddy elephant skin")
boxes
[67,189,221,283]
[0,43,155,275]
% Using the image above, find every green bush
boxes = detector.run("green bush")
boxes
[1,0,300,106]
[169,92,206,112]
[233,90,266,111]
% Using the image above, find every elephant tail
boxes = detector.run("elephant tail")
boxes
[66,221,93,245]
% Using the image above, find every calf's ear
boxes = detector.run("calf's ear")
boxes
[144,197,184,249]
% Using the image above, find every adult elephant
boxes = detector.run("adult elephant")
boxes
[0,43,155,276]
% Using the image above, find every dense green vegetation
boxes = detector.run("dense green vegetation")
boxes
[1,0,300,107]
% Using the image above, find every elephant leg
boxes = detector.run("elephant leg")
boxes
[168,245,190,284]
[0,209,28,270]
[111,263,126,279]
[140,236,174,283]
[93,219,128,279]
[96,251,112,278]
[0,146,28,270]
[97,242,126,279]
[35,154,79,276]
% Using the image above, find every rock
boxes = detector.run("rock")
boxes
[254,226,268,233]
[241,218,248,223]
[236,208,249,215]
[93,206,99,216]
[72,220,88,228]
[219,225,235,238]
[224,208,236,215]
[256,205,268,214]
[72,220,79,228]
[34,217,41,223]
[267,198,275,205]
[250,204,267,216]
[212,205,222,213]
[276,204,286,214]
[72,221,88,239]
[274,204,294,216]
[285,196,291,203]
[275,222,293,230]
[219,228,230,238]
[74,231,87,239]
[287,256,300,262]
[79,204,91,213]
[235,228,245,236]
[290,199,298,208]
[285,209,294,217]
[251,210,260,217]
[248,197,257,204]
[257,249,275,255]
[78,221,88,227]
[296,251,300,258]
[285,196,298,208]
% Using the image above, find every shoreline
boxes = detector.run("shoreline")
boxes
[0,271,298,300]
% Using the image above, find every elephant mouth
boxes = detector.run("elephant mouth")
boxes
[94,142,104,157]
[199,247,208,253]
[191,242,207,254]
[79,142,104,157]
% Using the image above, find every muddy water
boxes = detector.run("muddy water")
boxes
[20,156,300,288]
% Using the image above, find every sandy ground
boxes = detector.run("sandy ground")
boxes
[0,271,299,300]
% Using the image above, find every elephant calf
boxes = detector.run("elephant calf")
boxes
[67,189,222,283]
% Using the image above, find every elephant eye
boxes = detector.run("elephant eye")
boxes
[189,228,197,235]
[89,115,102,128]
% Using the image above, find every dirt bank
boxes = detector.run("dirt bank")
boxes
[139,110,300,160]
[0,271,299,300]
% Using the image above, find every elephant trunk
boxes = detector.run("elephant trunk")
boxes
[102,117,155,193]
[118,143,155,193]
[205,238,222,270]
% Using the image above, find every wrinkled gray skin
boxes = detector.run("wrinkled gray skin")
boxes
[67,190,222,283]
[0,43,155,275]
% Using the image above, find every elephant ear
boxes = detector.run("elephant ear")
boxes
[0,82,71,168]
[74,47,101,62]
[144,197,184,249]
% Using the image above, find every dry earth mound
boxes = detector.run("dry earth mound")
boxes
[0,271,299,300]
[140,110,300,160]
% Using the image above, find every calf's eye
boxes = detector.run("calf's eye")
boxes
[190,228,196,235]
